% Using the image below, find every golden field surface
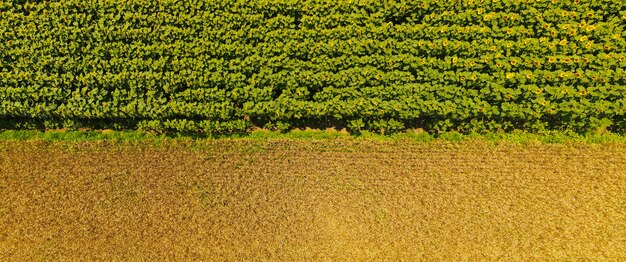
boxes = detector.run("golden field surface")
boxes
[1,140,625,260]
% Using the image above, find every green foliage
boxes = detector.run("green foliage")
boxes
[1,129,626,144]
[1,0,626,134]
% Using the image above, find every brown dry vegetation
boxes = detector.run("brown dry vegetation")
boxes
[1,140,625,260]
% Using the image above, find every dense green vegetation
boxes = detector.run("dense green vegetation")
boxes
[1,0,625,134]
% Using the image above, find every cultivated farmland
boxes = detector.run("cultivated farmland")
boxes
[2,0,626,260]
[1,0,626,134]
[1,140,625,260]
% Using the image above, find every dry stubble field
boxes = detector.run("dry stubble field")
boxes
[1,139,625,260]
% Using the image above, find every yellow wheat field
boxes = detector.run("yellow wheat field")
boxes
[1,140,625,260]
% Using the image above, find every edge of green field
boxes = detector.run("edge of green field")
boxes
[0,129,625,144]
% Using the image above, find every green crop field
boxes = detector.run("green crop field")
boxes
[1,0,625,134]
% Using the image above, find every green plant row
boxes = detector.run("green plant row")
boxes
[1,0,625,134]
[1,129,626,146]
